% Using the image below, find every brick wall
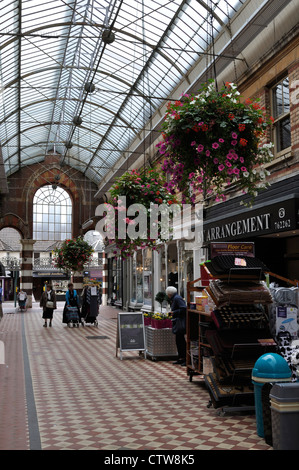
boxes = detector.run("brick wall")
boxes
[0,158,99,239]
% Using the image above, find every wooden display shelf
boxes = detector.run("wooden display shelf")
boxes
[186,278,214,381]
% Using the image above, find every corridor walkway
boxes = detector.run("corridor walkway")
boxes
[0,301,271,451]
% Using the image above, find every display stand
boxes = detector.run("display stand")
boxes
[186,279,213,382]
[116,312,146,360]
[186,261,276,414]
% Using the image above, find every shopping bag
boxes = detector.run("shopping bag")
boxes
[66,306,79,322]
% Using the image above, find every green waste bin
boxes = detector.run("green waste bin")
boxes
[270,382,299,450]
[252,353,291,438]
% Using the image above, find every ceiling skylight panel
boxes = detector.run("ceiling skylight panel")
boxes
[1,122,18,150]
[22,0,67,29]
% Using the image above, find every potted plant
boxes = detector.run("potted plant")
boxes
[151,312,172,330]
[155,291,168,313]
[156,79,274,206]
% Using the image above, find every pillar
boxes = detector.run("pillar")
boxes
[20,239,36,308]
[73,272,83,295]
[102,251,108,306]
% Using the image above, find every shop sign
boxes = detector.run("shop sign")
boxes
[89,269,103,278]
[204,197,298,243]
[210,242,255,258]
[33,271,69,279]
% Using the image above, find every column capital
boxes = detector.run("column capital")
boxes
[20,239,36,250]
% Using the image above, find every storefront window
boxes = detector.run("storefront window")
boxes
[116,257,122,305]
[159,245,167,292]
[143,248,152,307]
[180,250,194,299]
[272,77,291,153]
[167,243,178,291]
[131,254,137,303]
[109,257,122,305]
[136,250,143,304]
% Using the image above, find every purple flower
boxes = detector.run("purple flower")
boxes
[219,138,224,143]
[232,132,238,139]
[206,150,211,157]
[213,158,219,164]
[212,142,219,149]
[231,140,237,146]
[197,144,204,153]
[218,164,225,171]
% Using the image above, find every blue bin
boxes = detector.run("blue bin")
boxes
[252,353,291,438]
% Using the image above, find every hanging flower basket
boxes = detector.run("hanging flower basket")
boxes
[156,80,274,206]
[52,236,94,273]
[105,169,180,258]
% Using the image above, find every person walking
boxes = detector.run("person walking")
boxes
[166,286,187,366]
[40,284,57,327]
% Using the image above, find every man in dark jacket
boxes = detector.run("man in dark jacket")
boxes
[166,286,186,366]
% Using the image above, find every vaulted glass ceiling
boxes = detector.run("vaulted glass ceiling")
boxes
[0,0,279,190]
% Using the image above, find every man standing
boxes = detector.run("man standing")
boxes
[166,286,187,366]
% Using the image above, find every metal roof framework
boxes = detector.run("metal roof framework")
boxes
[0,0,293,193]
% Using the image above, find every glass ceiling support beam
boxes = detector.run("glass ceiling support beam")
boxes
[44,0,79,157]
[195,0,226,29]
[17,0,21,171]
[94,0,292,198]
[83,0,188,176]
[0,97,137,143]
[60,0,125,169]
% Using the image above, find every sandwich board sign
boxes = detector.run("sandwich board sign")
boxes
[116,312,146,360]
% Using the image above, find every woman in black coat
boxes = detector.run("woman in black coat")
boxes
[40,284,57,327]
[166,286,187,366]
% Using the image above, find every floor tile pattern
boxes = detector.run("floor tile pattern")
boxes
[0,302,271,451]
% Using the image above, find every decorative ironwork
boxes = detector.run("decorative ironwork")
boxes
[0,256,103,271]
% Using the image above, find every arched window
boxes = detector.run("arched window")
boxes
[33,186,72,241]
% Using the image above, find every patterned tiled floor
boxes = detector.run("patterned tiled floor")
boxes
[0,301,271,451]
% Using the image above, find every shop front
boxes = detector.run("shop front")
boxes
[203,190,299,282]
[32,270,70,301]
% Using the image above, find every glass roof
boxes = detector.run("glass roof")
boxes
[0,0,246,187]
